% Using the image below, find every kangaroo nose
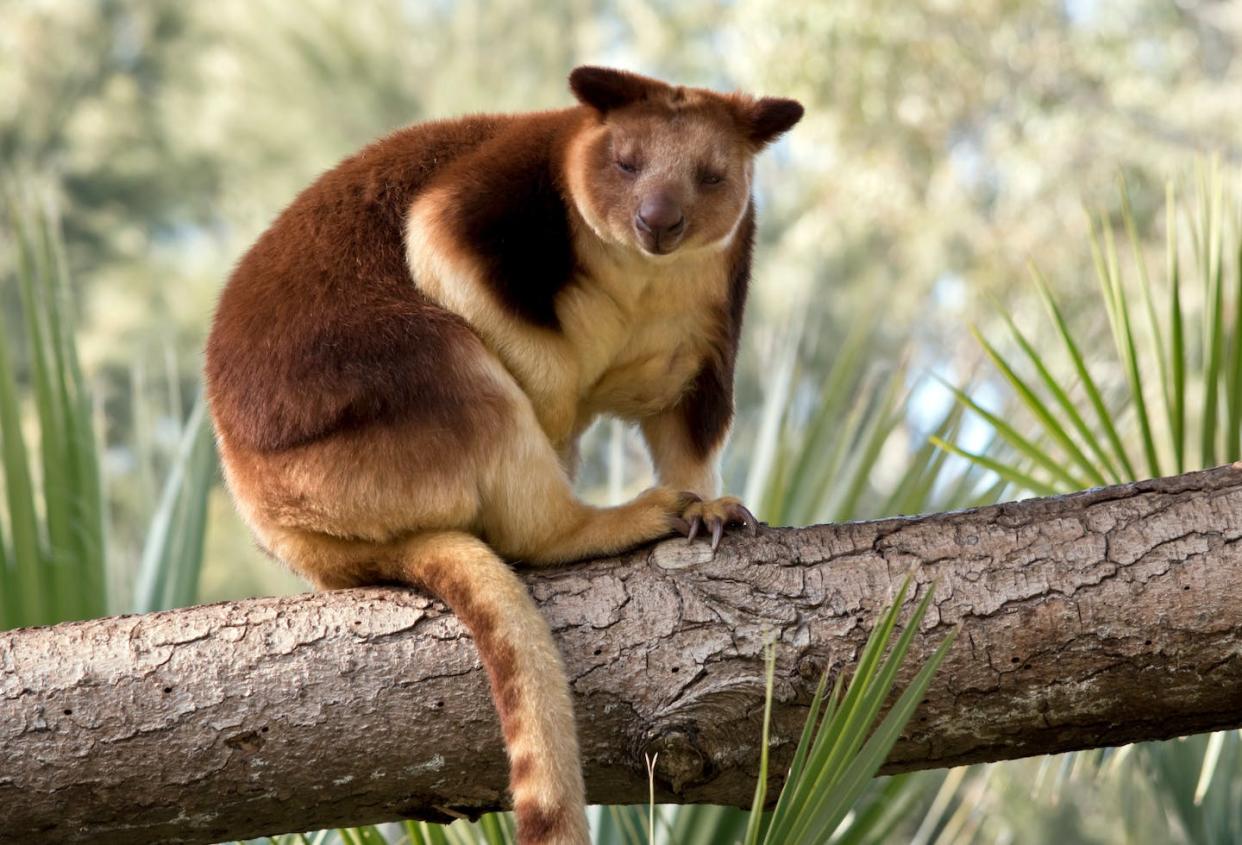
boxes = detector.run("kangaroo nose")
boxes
[636,195,686,239]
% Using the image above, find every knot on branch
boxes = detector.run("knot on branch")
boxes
[645,725,713,793]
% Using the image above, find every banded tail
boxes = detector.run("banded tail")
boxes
[394,532,589,845]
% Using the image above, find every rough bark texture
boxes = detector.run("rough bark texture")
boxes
[4,467,1242,843]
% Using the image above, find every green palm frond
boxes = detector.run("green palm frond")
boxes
[932,162,1242,845]
[1,199,218,627]
[0,197,106,628]
[945,164,1242,496]
[759,578,955,845]
[131,394,216,613]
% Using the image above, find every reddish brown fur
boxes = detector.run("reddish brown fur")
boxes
[206,114,512,453]
[515,802,569,844]
[412,560,525,746]
[511,754,536,785]
[430,112,583,329]
[206,74,795,463]
[205,66,801,845]
[678,202,756,458]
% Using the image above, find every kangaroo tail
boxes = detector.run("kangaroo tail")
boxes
[391,531,589,845]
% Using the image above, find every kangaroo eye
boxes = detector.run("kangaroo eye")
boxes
[615,158,640,176]
[699,170,725,186]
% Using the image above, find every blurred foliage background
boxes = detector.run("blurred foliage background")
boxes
[3,0,1242,842]
[4,0,1239,598]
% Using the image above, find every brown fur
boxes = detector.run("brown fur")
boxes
[205,67,801,845]
[412,557,524,744]
[206,115,508,454]
[516,802,569,844]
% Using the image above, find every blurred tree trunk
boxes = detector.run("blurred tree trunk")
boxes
[4,467,1242,844]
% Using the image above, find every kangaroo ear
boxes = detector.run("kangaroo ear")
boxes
[569,66,658,113]
[743,97,804,146]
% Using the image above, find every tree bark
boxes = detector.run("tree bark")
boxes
[4,467,1242,843]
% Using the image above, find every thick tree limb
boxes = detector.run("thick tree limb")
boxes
[4,467,1242,843]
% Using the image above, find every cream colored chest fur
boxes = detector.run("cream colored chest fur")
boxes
[405,189,729,447]
[561,244,727,420]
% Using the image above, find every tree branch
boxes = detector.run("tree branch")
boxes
[5,467,1242,843]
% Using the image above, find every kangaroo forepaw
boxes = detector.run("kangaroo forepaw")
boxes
[678,496,760,552]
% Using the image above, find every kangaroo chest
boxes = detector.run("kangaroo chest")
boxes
[560,251,729,421]
[406,189,731,444]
